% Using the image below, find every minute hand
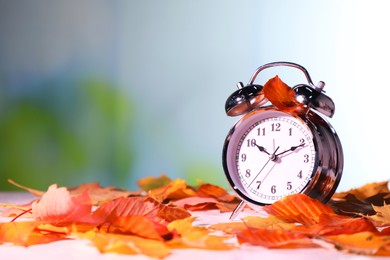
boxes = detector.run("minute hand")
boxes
[275,143,305,157]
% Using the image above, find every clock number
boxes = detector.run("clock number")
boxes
[271,185,276,194]
[247,139,256,147]
[297,170,303,179]
[289,128,292,136]
[245,169,251,178]
[303,154,309,163]
[300,138,305,144]
[271,123,281,132]
[241,154,247,162]
[287,181,292,190]
[257,127,265,136]
[256,181,262,189]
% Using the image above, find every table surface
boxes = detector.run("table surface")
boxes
[0,192,386,260]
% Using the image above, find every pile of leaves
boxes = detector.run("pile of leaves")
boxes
[1,175,390,258]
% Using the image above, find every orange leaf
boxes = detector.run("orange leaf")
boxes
[236,227,317,249]
[263,75,304,112]
[86,197,160,225]
[148,179,197,203]
[31,184,92,224]
[263,194,335,225]
[293,214,378,236]
[197,183,237,202]
[0,222,37,246]
[110,215,171,241]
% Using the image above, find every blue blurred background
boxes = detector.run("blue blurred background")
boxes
[1,0,389,191]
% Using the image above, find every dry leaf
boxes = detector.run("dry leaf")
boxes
[368,203,390,227]
[236,227,318,249]
[8,179,45,196]
[0,222,37,246]
[197,183,237,202]
[138,174,173,191]
[332,181,390,200]
[167,217,235,250]
[85,197,160,225]
[263,75,304,113]
[148,179,197,203]
[110,215,172,241]
[79,230,171,258]
[68,182,141,206]
[323,232,390,255]
[263,193,335,225]
[32,184,92,224]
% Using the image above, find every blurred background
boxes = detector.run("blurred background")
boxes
[1,0,389,191]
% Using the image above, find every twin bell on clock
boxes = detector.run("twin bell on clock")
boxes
[222,62,343,219]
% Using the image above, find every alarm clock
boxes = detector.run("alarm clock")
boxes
[222,62,343,219]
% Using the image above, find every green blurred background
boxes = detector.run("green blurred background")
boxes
[1,0,390,191]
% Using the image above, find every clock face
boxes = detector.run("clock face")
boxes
[225,109,317,205]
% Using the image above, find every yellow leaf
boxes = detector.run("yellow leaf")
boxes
[369,203,390,227]
[0,222,36,246]
[79,230,170,258]
[167,217,235,250]
[324,232,390,256]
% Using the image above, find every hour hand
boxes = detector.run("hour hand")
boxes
[255,144,270,155]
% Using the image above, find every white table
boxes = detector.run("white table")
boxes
[0,192,383,260]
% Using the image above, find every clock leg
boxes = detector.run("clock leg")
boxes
[229,200,247,220]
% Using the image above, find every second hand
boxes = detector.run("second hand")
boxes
[248,146,280,187]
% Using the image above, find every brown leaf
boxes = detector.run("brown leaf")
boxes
[148,179,197,203]
[197,183,237,202]
[332,181,390,200]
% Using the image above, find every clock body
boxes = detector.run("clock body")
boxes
[222,106,343,206]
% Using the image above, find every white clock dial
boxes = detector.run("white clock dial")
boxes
[234,110,316,204]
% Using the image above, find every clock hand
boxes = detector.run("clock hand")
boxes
[255,144,270,155]
[248,146,280,186]
[275,143,305,157]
